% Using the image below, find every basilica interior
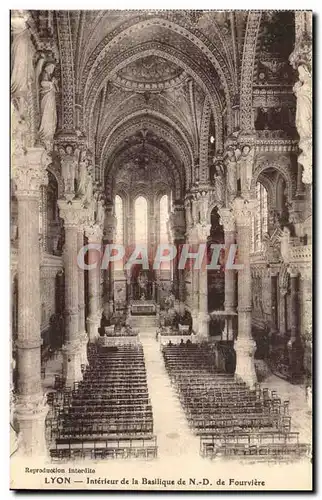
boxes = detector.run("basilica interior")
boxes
[10,10,312,462]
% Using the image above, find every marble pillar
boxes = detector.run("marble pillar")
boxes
[57,199,83,386]
[288,270,304,381]
[185,230,200,333]
[270,273,278,346]
[13,148,49,456]
[196,223,211,340]
[103,209,117,316]
[85,224,103,341]
[219,208,237,340]
[231,197,257,386]
[77,222,88,367]
[191,250,199,333]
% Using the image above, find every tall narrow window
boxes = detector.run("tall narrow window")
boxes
[135,196,148,245]
[159,195,169,244]
[159,194,170,270]
[115,195,123,245]
[251,182,268,252]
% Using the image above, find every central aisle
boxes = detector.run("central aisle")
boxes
[139,326,200,460]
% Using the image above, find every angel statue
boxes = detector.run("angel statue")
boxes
[213,162,225,205]
[239,145,253,195]
[224,148,238,198]
[294,64,312,143]
[76,150,89,199]
[198,192,209,225]
[11,11,35,116]
[82,165,94,208]
[36,58,58,148]
[60,146,78,197]
[294,64,312,183]
[96,197,105,227]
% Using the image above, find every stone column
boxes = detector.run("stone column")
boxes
[287,269,303,381]
[103,207,117,316]
[85,224,103,341]
[39,185,48,252]
[196,223,211,339]
[219,208,237,340]
[289,271,299,342]
[231,197,257,386]
[300,266,312,381]
[170,201,186,302]
[224,147,238,204]
[58,199,83,386]
[13,147,49,457]
[279,287,288,336]
[270,272,278,341]
[77,219,88,367]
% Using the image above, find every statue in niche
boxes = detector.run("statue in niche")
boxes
[36,58,58,148]
[213,162,225,205]
[294,64,312,143]
[198,192,209,224]
[60,146,78,196]
[77,150,89,198]
[185,200,193,229]
[262,232,272,262]
[83,165,94,208]
[96,197,105,227]
[191,199,198,225]
[239,145,253,194]
[294,64,312,183]
[11,11,35,116]
[138,272,149,300]
[224,148,238,196]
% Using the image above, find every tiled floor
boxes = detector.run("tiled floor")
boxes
[261,373,312,443]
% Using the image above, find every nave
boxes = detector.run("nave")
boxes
[10,11,312,469]
[44,318,311,464]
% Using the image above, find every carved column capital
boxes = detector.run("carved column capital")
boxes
[218,207,235,232]
[12,147,49,197]
[85,223,103,243]
[230,197,256,227]
[57,198,85,228]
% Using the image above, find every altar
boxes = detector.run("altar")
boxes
[131,300,156,316]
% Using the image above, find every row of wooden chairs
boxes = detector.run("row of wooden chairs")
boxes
[161,343,304,461]
[50,341,157,459]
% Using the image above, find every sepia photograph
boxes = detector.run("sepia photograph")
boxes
[9,8,313,491]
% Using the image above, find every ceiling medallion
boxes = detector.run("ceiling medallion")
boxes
[111,55,187,92]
